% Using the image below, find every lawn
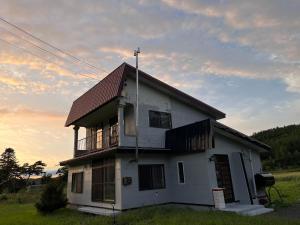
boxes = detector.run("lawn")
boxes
[270,169,300,206]
[0,170,299,225]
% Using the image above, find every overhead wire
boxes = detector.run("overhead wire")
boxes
[0,16,107,74]
[0,37,99,80]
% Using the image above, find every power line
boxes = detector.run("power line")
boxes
[0,27,70,68]
[0,25,101,78]
[0,37,99,80]
[0,16,107,74]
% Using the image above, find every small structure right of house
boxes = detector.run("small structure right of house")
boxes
[60,62,272,214]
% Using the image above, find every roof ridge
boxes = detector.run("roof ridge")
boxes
[72,62,126,104]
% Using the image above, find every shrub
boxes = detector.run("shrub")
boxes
[0,194,8,201]
[35,183,67,214]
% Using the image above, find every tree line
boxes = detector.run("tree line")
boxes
[252,124,300,170]
[0,147,66,193]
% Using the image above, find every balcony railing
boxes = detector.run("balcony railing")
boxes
[77,124,118,153]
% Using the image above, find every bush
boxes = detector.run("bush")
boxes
[0,194,8,201]
[35,183,67,214]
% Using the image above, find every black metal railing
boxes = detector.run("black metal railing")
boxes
[77,124,119,152]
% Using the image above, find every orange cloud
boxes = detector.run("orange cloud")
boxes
[0,52,95,80]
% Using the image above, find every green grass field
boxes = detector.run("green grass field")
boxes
[0,170,299,225]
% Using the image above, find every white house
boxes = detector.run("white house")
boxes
[60,62,272,215]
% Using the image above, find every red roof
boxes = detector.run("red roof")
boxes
[65,63,126,126]
[65,62,225,126]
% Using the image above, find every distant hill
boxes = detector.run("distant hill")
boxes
[252,124,300,170]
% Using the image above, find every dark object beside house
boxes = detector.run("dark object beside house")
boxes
[35,183,67,214]
[255,173,275,189]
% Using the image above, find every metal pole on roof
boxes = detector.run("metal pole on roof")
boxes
[134,47,140,162]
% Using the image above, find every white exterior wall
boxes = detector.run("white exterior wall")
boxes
[167,153,214,205]
[121,77,212,148]
[67,158,122,210]
[207,133,263,204]
[119,152,214,210]
[119,154,170,209]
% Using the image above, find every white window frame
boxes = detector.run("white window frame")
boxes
[177,161,185,184]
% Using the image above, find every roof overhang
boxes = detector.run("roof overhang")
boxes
[60,147,172,166]
[213,121,271,153]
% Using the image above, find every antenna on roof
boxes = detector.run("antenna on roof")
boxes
[134,47,141,162]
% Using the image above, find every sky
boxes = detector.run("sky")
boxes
[0,0,299,170]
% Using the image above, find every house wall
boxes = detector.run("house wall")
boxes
[67,158,122,210]
[167,153,214,205]
[118,152,214,210]
[120,77,212,148]
[207,133,263,204]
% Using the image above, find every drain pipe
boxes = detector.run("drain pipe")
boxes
[134,47,140,162]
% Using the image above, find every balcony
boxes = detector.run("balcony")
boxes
[75,124,119,156]
[165,119,213,153]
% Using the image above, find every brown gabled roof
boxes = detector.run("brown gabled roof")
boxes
[65,63,126,126]
[65,62,225,126]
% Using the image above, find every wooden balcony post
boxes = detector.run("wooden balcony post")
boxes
[73,126,79,157]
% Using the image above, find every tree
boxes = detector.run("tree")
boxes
[35,182,67,213]
[41,173,52,184]
[56,166,68,183]
[0,148,20,190]
[21,161,46,185]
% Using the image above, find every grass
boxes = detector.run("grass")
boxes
[0,203,300,225]
[0,170,299,225]
[268,170,300,207]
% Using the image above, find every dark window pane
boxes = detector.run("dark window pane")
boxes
[178,162,185,184]
[91,159,115,203]
[149,111,172,129]
[71,172,83,193]
[138,164,165,191]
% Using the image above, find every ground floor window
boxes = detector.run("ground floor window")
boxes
[71,172,83,193]
[138,164,165,191]
[177,162,185,184]
[91,158,115,203]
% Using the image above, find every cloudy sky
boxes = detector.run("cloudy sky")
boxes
[0,0,299,170]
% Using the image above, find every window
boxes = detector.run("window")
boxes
[96,125,103,149]
[124,104,136,136]
[177,162,185,184]
[91,159,115,202]
[149,111,172,129]
[138,164,166,191]
[71,172,83,193]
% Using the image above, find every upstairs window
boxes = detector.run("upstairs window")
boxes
[149,111,172,129]
[124,103,136,136]
[71,172,83,193]
[138,164,166,191]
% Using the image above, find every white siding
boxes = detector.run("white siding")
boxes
[67,159,122,210]
[121,77,212,148]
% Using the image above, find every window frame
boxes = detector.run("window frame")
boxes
[124,103,136,136]
[138,164,166,191]
[148,110,172,129]
[71,172,84,193]
[91,159,115,203]
[177,161,185,184]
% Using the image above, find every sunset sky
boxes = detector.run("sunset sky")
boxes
[0,0,299,170]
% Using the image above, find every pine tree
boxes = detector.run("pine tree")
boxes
[0,148,20,191]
